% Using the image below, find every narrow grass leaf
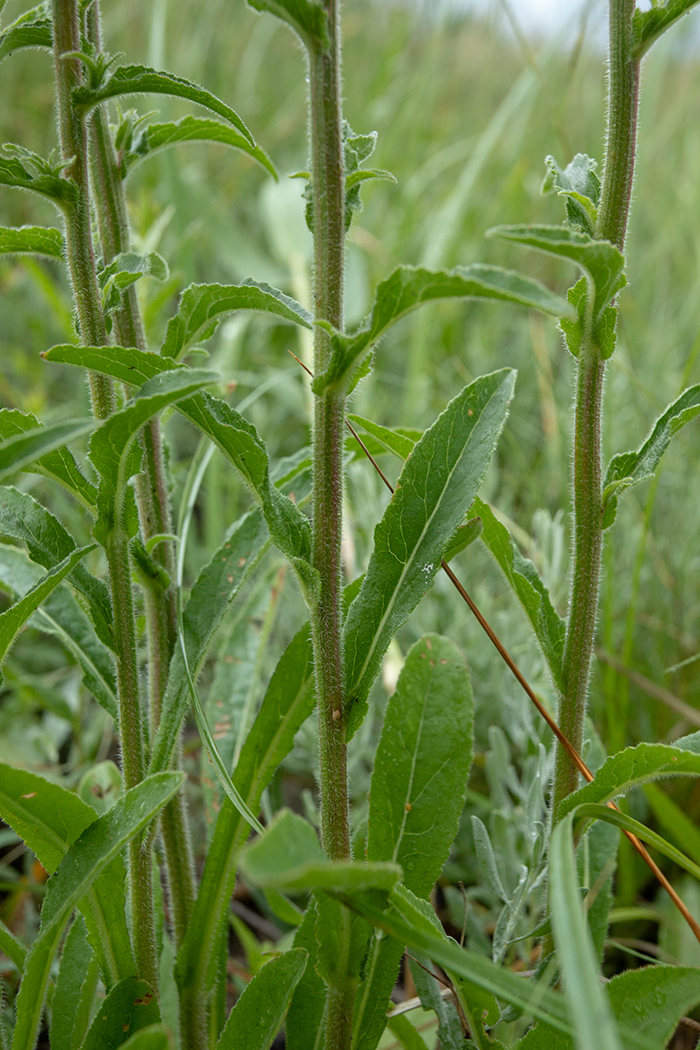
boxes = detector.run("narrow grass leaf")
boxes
[0,418,97,480]
[473,497,566,689]
[344,369,515,738]
[51,917,93,1050]
[160,281,312,360]
[216,949,307,1050]
[602,383,700,528]
[123,115,276,180]
[0,408,97,509]
[73,65,256,143]
[634,0,700,57]
[0,225,63,258]
[80,976,161,1050]
[0,5,52,65]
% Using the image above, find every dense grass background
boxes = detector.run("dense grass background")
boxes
[2,0,700,1006]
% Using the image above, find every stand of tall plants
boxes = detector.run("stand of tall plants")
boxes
[1,0,700,1048]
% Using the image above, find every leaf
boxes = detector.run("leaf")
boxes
[488,224,626,317]
[548,814,623,1050]
[0,486,114,650]
[367,634,473,896]
[0,544,95,670]
[386,1015,432,1050]
[119,1027,173,1050]
[52,918,94,1050]
[80,976,161,1050]
[557,742,700,823]
[0,918,27,972]
[602,383,700,529]
[350,932,404,1050]
[0,154,76,208]
[160,280,312,360]
[285,902,326,1050]
[175,626,315,1005]
[472,497,566,689]
[122,114,276,180]
[0,418,98,481]
[541,154,601,235]
[241,809,402,894]
[471,816,509,903]
[216,949,307,1050]
[98,251,169,314]
[633,0,700,58]
[607,966,700,1045]
[644,781,700,866]
[89,368,218,545]
[344,369,515,738]
[0,224,63,258]
[346,414,418,461]
[11,772,183,1050]
[73,64,256,144]
[0,408,97,509]
[315,265,572,394]
[246,0,329,48]
[0,5,51,67]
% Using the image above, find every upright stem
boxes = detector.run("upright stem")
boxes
[52,0,157,990]
[552,0,641,808]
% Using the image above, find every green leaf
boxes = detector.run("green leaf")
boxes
[602,383,700,529]
[0,409,97,509]
[285,902,325,1050]
[160,280,312,360]
[548,813,624,1050]
[73,64,256,144]
[607,966,700,1045]
[80,975,161,1050]
[43,342,174,384]
[0,418,98,481]
[246,0,329,48]
[558,742,700,823]
[216,949,307,1050]
[0,224,63,258]
[0,486,114,649]
[367,634,473,896]
[386,1015,431,1050]
[0,154,76,208]
[315,265,572,394]
[52,918,94,1050]
[633,0,700,58]
[119,1027,173,1050]
[472,497,566,689]
[98,251,169,314]
[0,5,51,67]
[542,154,601,235]
[0,917,27,972]
[644,782,700,866]
[122,115,276,180]
[487,224,626,317]
[89,368,218,545]
[350,931,404,1050]
[344,368,515,738]
[0,544,95,670]
[241,809,402,894]
[11,772,183,1050]
[346,414,418,461]
[175,626,315,1005]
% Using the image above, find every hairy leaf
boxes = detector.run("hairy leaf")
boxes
[80,976,161,1050]
[0,418,97,481]
[633,0,700,57]
[122,114,276,179]
[0,154,76,208]
[607,966,700,1045]
[98,250,169,314]
[542,154,601,235]
[344,369,515,737]
[216,949,307,1050]
[602,383,700,528]
[0,408,97,509]
[285,903,325,1050]
[246,0,329,48]
[52,918,94,1050]
[346,413,418,461]
[0,224,63,257]
[0,4,51,65]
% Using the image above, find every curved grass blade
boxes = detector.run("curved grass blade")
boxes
[122,115,276,180]
[0,224,63,258]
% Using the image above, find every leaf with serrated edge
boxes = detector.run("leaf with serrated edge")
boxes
[216,949,307,1050]
[473,497,565,689]
[72,64,255,143]
[602,383,700,529]
[0,155,76,208]
[11,772,183,1050]
[0,225,63,258]
[0,6,51,66]
[0,419,97,481]
[123,115,276,180]
[344,369,515,738]
[0,408,97,509]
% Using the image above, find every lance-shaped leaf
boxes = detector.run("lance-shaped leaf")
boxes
[122,115,276,180]
[11,772,183,1050]
[346,413,418,461]
[246,0,329,49]
[0,4,51,66]
[80,976,161,1050]
[633,0,700,58]
[0,408,97,509]
[488,224,626,317]
[472,497,565,689]
[160,280,312,360]
[175,627,315,1012]
[88,368,218,545]
[216,949,307,1050]
[52,918,93,1050]
[0,545,94,672]
[344,368,515,738]
[602,383,700,529]
[0,224,63,258]
[73,64,255,143]
[315,264,572,394]
[0,418,97,481]
[0,487,113,650]
[0,155,76,208]
[558,742,700,823]
[240,808,402,894]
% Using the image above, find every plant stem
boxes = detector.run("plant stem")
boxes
[307,2,354,1045]
[552,0,641,810]
[52,0,157,990]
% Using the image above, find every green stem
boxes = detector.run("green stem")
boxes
[552,0,641,811]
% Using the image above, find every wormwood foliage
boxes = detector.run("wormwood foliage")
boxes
[1,1,700,1049]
